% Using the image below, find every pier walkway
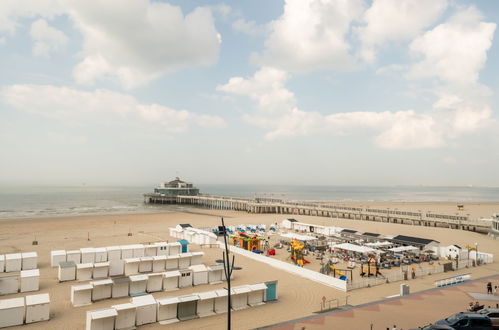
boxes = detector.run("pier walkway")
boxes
[143,194,490,233]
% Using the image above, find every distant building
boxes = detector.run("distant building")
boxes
[489,213,499,239]
[154,177,199,196]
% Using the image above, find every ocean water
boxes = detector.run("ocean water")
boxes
[1,184,499,219]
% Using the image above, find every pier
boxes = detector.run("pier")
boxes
[143,194,491,233]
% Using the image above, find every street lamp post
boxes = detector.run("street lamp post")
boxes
[475,242,479,266]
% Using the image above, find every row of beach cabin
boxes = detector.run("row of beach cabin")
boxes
[0,252,37,272]
[0,269,40,295]
[72,264,227,307]
[86,281,275,330]
[0,293,49,328]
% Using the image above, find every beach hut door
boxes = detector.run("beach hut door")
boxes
[177,301,198,321]
[266,283,277,301]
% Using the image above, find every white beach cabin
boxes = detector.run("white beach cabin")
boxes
[177,294,199,321]
[0,273,19,295]
[152,255,166,272]
[196,291,217,317]
[139,257,153,273]
[0,255,4,272]
[190,252,204,265]
[157,297,179,325]
[0,297,25,328]
[168,242,182,255]
[178,253,192,269]
[178,269,193,288]
[106,246,121,261]
[86,308,117,330]
[112,277,130,298]
[248,283,267,306]
[129,274,148,296]
[208,264,224,284]
[66,250,81,264]
[162,271,180,291]
[51,250,67,267]
[91,279,113,301]
[112,303,136,330]
[165,255,179,271]
[93,262,110,279]
[120,245,134,259]
[81,248,96,264]
[144,245,157,257]
[131,244,145,258]
[21,252,37,270]
[146,273,163,293]
[25,293,50,324]
[231,286,251,310]
[20,269,39,292]
[58,261,76,282]
[190,264,209,285]
[5,253,22,272]
[77,263,94,281]
[94,248,108,263]
[131,294,157,326]
[214,289,229,314]
[154,242,169,256]
[124,258,140,276]
[71,284,93,307]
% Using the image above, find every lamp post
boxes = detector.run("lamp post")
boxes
[216,217,242,330]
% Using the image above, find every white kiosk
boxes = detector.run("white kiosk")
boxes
[196,291,217,317]
[5,253,22,272]
[58,261,76,282]
[157,297,179,325]
[190,264,208,285]
[214,289,229,314]
[20,269,39,292]
[21,252,37,270]
[77,263,93,281]
[139,257,153,273]
[112,277,130,298]
[146,273,163,293]
[51,250,66,267]
[162,271,180,291]
[131,295,157,326]
[93,262,110,279]
[0,297,25,328]
[208,265,224,284]
[129,275,148,296]
[231,286,251,310]
[248,283,267,306]
[124,258,140,276]
[0,273,19,295]
[72,284,93,307]
[25,293,50,324]
[152,255,166,272]
[91,279,113,301]
[178,269,193,288]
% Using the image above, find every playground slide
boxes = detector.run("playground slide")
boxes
[303,258,311,264]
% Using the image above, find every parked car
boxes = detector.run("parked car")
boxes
[434,312,493,329]
[478,308,499,329]
[409,324,454,330]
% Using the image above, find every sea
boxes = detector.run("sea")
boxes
[1,184,499,219]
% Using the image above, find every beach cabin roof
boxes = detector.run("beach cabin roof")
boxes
[177,239,189,245]
[232,286,251,294]
[215,289,228,297]
[112,303,135,311]
[131,295,156,307]
[59,261,76,268]
[157,297,180,305]
[21,252,37,258]
[164,270,181,277]
[286,218,298,222]
[77,263,93,269]
[249,283,267,291]
[91,279,113,286]
[362,232,380,237]
[73,284,93,291]
[20,269,39,278]
[0,297,24,310]
[26,293,50,305]
[197,291,217,300]
[179,224,192,229]
[178,295,198,303]
[89,308,117,320]
[189,264,208,272]
[391,235,439,246]
[341,229,357,234]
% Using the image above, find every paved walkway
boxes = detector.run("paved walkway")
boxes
[260,275,499,330]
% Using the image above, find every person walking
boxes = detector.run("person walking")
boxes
[487,282,493,294]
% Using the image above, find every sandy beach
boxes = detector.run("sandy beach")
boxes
[0,202,498,330]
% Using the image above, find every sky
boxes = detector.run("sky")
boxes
[0,0,499,187]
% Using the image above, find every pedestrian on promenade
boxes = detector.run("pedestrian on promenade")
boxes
[487,282,493,294]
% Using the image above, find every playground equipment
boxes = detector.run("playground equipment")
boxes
[360,255,383,277]
[289,239,310,267]
[319,260,352,281]
[231,232,263,252]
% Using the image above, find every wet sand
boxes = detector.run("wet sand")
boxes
[0,203,497,329]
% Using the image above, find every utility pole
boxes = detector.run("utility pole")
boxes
[221,217,234,330]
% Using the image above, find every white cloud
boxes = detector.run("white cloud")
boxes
[68,0,220,88]
[232,18,266,37]
[356,0,447,62]
[0,84,225,133]
[30,19,68,57]
[253,0,364,72]
[408,6,496,85]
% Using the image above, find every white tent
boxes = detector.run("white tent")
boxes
[0,273,19,295]
[120,246,134,259]
[146,273,163,293]
[25,293,50,324]
[190,264,208,285]
[190,252,204,265]
[86,308,117,330]
[131,295,157,326]
[388,246,419,253]
[93,262,110,279]
[163,271,180,291]
[112,303,136,330]
[152,255,166,272]
[77,263,93,281]
[165,255,179,270]
[0,297,24,328]
[157,297,179,325]
[66,250,81,264]
[178,253,192,269]
[71,284,93,307]
[178,269,193,288]
[0,255,4,272]
[214,289,228,314]
[280,233,318,241]
[58,261,76,282]
[231,286,250,310]
[196,291,217,317]
[5,253,22,272]
[91,279,113,301]
[81,248,96,264]
[51,250,66,267]
[131,244,145,258]
[208,265,224,284]
[248,283,267,306]
[94,248,108,263]
[139,257,153,273]
[129,274,148,296]
[111,277,130,298]
[124,258,140,276]
[21,252,37,270]
[20,269,39,292]
[366,241,393,248]
[332,243,383,254]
